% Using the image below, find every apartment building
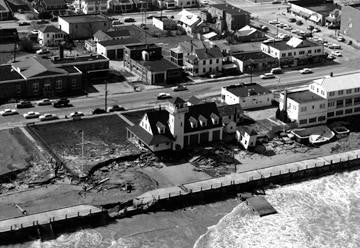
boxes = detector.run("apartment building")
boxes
[260,37,324,67]
[184,46,223,76]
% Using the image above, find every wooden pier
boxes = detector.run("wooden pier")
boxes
[246,196,277,217]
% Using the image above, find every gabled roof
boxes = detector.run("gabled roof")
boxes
[217,104,243,117]
[98,37,141,47]
[0,65,24,82]
[187,96,203,105]
[236,25,258,36]
[184,102,222,133]
[194,46,223,60]
[94,29,131,41]
[39,25,62,33]
[312,73,360,92]
[142,109,174,145]
[178,9,201,26]
[238,126,258,136]
[168,97,186,105]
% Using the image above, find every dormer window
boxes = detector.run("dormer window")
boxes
[199,115,207,127]
[156,121,166,134]
[189,116,198,128]
[210,113,219,125]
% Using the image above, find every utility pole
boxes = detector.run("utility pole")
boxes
[104,80,108,111]
[80,130,84,174]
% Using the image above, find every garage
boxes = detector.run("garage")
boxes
[200,132,209,143]
[212,130,220,141]
[189,134,199,146]
[106,49,116,60]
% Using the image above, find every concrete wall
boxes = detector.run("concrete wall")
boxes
[341,6,360,43]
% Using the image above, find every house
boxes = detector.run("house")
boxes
[0,0,11,20]
[234,25,266,42]
[157,0,175,9]
[177,9,201,35]
[152,16,177,31]
[221,83,273,110]
[184,46,224,76]
[97,37,141,60]
[279,90,328,127]
[208,3,250,33]
[78,0,107,14]
[58,14,111,40]
[34,0,68,16]
[124,43,183,84]
[170,39,209,66]
[309,73,360,120]
[108,0,134,13]
[236,126,257,150]
[217,104,243,133]
[127,97,223,151]
[174,0,198,8]
[0,28,18,52]
[288,0,339,26]
[231,51,278,73]
[85,29,132,54]
[260,37,324,67]
[0,57,83,101]
[340,4,360,45]
[38,25,66,46]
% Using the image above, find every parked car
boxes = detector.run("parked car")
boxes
[0,109,18,116]
[53,98,70,108]
[347,40,353,45]
[23,111,40,119]
[17,100,33,108]
[112,20,123,26]
[18,22,30,26]
[157,93,172,100]
[300,68,312,74]
[39,113,58,121]
[92,108,107,115]
[331,51,342,57]
[328,43,341,49]
[107,105,125,112]
[270,67,282,74]
[36,48,50,55]
[37,98,52,106]
[312,28,321,33]
[283,25,292,30]
[327,54,336,60]
[69,111,84,118]
[172,85,188,92]
[268,20,279,25]
[296,20,303,25]
[124,18,135,23]
[260,73,275,79]
[337,36,345,42]
[288,18,296,23]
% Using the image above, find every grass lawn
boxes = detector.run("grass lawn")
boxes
[27,114,142,174]
[0,128,37,177]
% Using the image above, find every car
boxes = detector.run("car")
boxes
[291,29,299,34]
[39,113,58,121]
[288,18,296,23]
[23,111,40,119]
[260,73,275,79]
[37,19,49,24]
[53,98,70,108]
[124,18,135,23]
[92,108,107,115]
[172,85,188,92]
[300,68,312,74]
[112,20,123,26]
[307,25,314,31]
[347,40,353,45]
[16,100,33,108]
[37,98,52,106]
[328,24,340,29]
[327,54,336,60]
[107,105,125,112]
[261,25,269,31]
[270,67,282,74]
[69,111,84,118]
[337,36,345,42]
[0,109,18,116]
[328,43,341,49]
[36,48,50,55]
[284,25,292,30]
[18,22,30,26]
[157,93,172,100]
[276,23,285,28]
[312,28,321,33]
[302,32,313,38]
[331,51,342,57]
[296,20,303,25]
[268,20,279,25]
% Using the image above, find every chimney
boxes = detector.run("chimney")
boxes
[59,44,64,59]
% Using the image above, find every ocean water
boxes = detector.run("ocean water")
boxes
[194,170,360,248]
[8,170,360,248]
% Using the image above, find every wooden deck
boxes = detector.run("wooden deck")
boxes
[246,196,277,217]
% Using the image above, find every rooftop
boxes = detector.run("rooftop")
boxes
[52,54,108,64]
[312,73,360,92]
[287,90,325,103]
[98,37,141,47]
[264,37,321,51]
[238,126,258,136]
[224,83,271,97]
[217,104,243,117]
[232,51,275,61]
[39,25,62,33]
[59,14,108,24]
[184,102,222,133]
[210,3,249,16]
[125,43,159,50]
[0,0,10,12]
[137,58,179,72]
[194,47,223,60]
[290,0,338,16]
[349,3,360,11]
[177,9,200,26]
[0,65,24,82]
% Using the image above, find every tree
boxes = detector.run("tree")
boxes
[19,38,35,52]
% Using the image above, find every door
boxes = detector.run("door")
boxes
[212,130,220,141]
[107,49,115,60]
[200,132,209,143]
[189,134,199,145]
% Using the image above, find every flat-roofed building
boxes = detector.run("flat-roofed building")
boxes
[231,51,278,73]
[221,83,273,109]
[97,37,141,60]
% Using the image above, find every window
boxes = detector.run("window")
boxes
[210,59,212,64]
[309,117,316,123]
[327,112,334,117]
[354,97,360,105]
[299,51,305,55]
[355,107,360,112]
[338,90,344,95]
[312,105,315,109]
[329,91,335,97]
[288,52,292,56]
[317,88,319,93]
[328,101,335,107]
[308,50,312,54]
[299,119,307,125]
[336,110,343,116]
[345,108,353,114]
[216,59,219,63]
[32,82,39,93]
[300,106,307,112]
[293,52,296,55]
[336,99,344,108]
[16,84,21,94]
[318,116,326,122]
[355,88,360,93]
[311,85,314,90]
[282,53,286,57]
[203,60,206,65]
[321,90,324,95]
[203,68,206,73]
[346,89,352,94]
[345,98,353,106]
[71,78,78,89]
[319,103,325,109]
[55,79,62,90]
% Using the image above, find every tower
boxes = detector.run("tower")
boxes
[166,97,188,150]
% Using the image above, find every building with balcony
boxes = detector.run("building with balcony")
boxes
[260,37,324,67]
[221,83,273,110]
[127,97,222,151]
